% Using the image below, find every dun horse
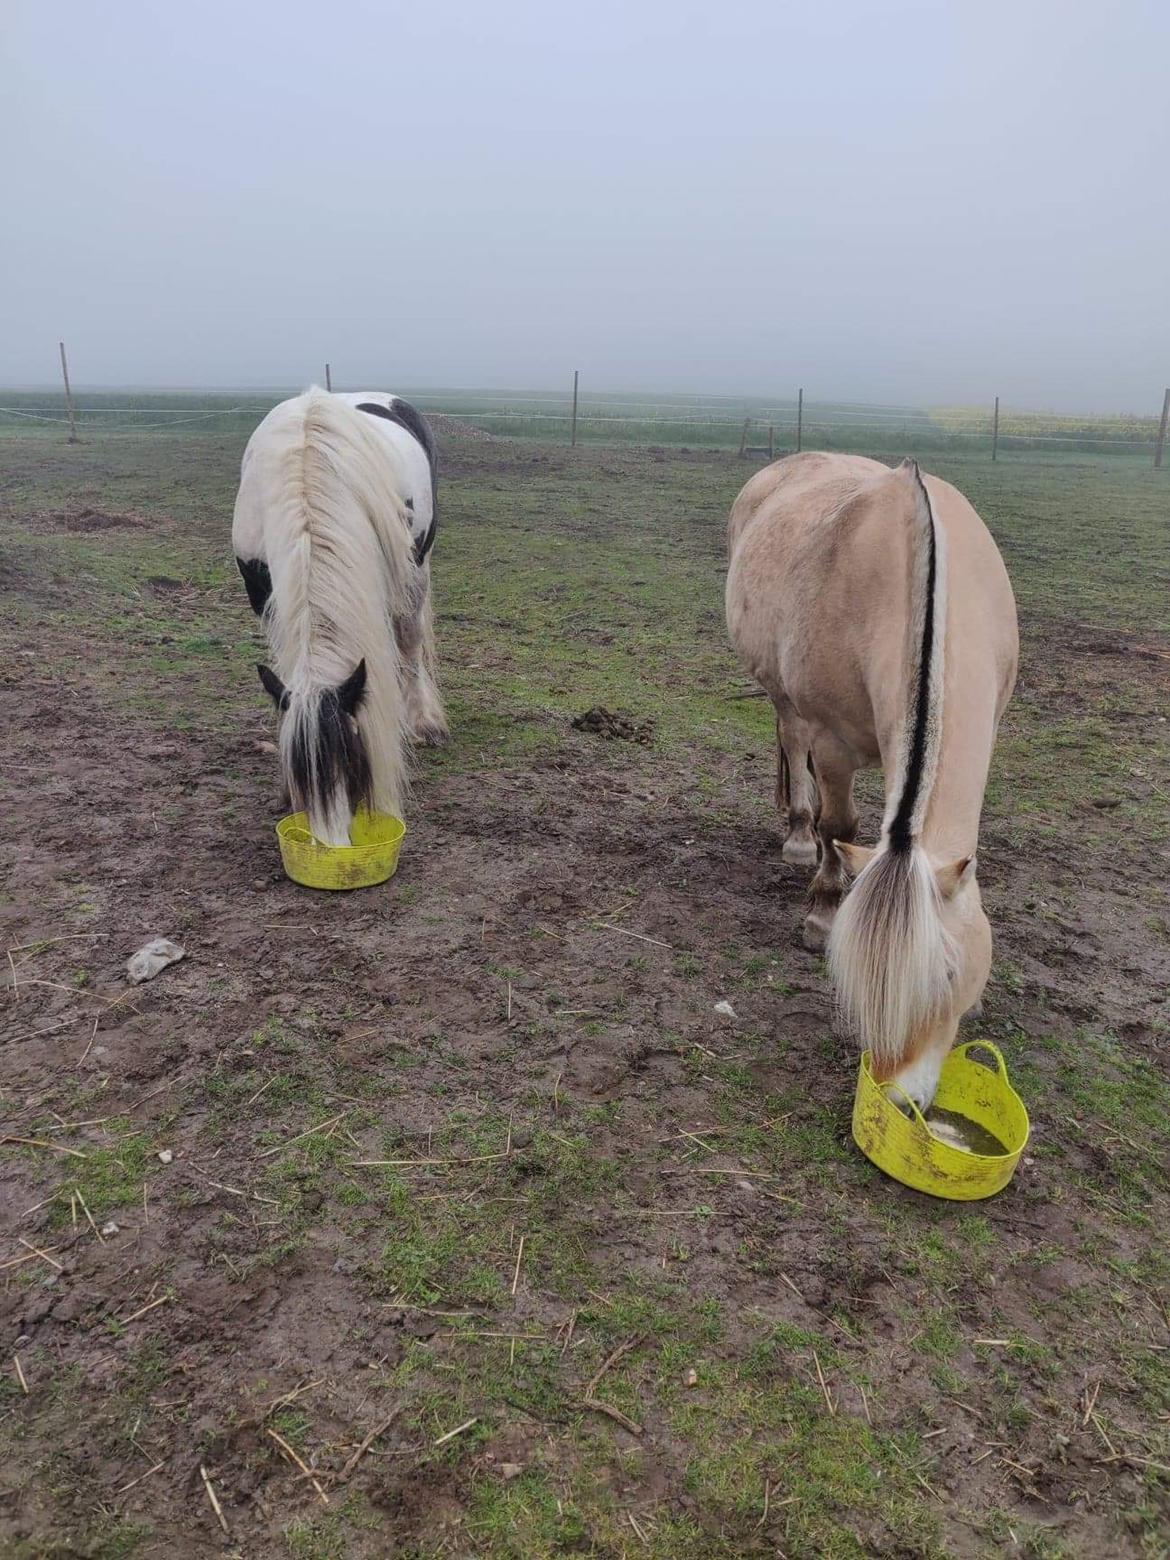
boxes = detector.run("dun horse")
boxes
[726,453,1017,1108]
[232,388,447,846]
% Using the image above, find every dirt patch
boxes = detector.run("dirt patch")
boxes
[2,656,1166,1556]
[427,411,498,445]
[48,506,152,533]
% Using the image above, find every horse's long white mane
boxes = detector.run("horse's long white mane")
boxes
[234,388,417,824]
[828,460,956,1070]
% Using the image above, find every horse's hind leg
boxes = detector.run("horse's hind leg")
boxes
[803,737,859,951]
[774,706,819,869]
[395,563,448,746]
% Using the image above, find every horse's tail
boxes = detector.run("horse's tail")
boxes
[250,387,417,819]
[827,459,955,1072]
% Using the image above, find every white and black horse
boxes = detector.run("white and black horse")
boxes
[232,388,447,846]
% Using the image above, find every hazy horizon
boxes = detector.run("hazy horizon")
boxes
[7,0,1169,415]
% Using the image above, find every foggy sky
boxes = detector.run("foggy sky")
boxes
[6,0,1169,411]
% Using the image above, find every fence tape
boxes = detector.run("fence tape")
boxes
[0,401,1158,447]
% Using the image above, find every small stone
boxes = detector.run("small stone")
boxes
[100,1221,119,1237]
[684,1368,699,1388]
[127,937,185,984]
[499,1462,524,1480]
[157,1149,174,1165]
[713,1000,736,1019]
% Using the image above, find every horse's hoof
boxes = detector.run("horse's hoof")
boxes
[801,915,831,953]
[413,724,449,748]
[782,835,819,869]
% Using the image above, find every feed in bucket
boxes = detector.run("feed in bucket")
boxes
[275,807,405,890]
[852,1041,1030,1200]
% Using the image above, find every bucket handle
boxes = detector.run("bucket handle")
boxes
[881,1078,929,1129]
[954,1040,1007,1077]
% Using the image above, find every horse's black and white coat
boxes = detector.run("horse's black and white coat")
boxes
[232,388,447,847]
[344,392,439,565]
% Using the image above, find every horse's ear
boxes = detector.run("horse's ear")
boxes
[337,659,367,716]
[935,856,977,899]
[835,841,876,877]
[258,663,288,710]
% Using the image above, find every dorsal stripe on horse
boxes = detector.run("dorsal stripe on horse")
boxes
[886,458,945,855]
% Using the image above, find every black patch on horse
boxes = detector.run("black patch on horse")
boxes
[356,398,439,564]
[357,397,437,471]
[237,555,272,616]
[412,511,438,564]
[258,662,290,710]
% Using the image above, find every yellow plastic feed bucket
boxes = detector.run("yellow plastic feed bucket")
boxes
[852,1041,1030,1200]
[275,808,406,890]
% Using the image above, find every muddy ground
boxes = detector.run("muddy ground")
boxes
[1,433,1168,1559]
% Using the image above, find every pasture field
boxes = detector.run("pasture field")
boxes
[1,418,1168,1558]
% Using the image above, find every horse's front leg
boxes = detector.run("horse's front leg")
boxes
[803,739,859,952]
[394,566,448,746]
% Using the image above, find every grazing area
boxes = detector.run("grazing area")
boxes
[1,419,1168,1557]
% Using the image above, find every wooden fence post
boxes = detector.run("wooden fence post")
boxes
[59,341,79,443]
[738,417,750,457]
[992,395,1000,463]
[768,424,775,461]
[570,370,579,447]
[325,363,332,392]
[796,389,803,453]
[1155,388,1169,470]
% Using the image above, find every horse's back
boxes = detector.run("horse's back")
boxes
[728,451,886,554]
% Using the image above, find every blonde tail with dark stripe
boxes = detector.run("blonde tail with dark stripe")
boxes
[828,461,955,1073]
